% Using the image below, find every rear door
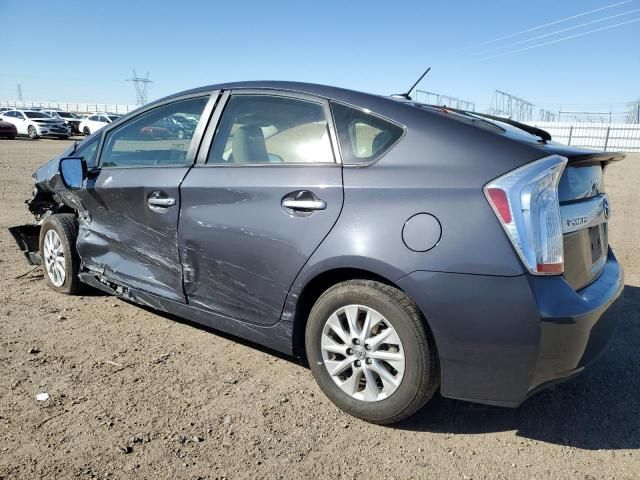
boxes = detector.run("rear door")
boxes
[178,90,343,325]
[75,93,217,302]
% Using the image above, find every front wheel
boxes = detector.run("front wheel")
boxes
[39,214,83,295]
[305,280,439,424]
[28,125,38,139]
[83,126,90,136]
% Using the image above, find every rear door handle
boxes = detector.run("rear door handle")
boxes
[281,191,327,211]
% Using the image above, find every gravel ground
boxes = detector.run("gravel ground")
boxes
[0,138,639,480]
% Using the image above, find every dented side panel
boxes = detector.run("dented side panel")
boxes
[178,165,344,326]
[74,167,190,302]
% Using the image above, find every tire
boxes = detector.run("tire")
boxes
[28,125,38,139]
[305,280,439,424]
[83,126,90,136]
[39,214,83,295]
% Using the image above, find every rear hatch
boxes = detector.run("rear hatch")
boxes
[550,147,623,290]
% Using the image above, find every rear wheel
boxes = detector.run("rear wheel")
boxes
[39,214,83,295]
[305,280,439,424]
[28,125,38,139]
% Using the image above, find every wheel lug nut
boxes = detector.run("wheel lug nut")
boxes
[354,360,361,367]
[352,338,359,345]
[365,358,372,365]
[346,348,353,355]
[365,344,370,350]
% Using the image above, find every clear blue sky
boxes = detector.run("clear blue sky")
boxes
[1,0,638,110]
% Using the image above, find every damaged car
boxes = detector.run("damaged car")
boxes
[10,82,625,424]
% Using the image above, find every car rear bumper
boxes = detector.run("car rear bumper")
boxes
[396,249,624,407]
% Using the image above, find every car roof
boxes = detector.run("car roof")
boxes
[160,81,395,110]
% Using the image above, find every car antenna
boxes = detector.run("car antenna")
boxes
[392,67,431,101]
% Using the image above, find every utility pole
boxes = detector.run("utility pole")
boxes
[126,70,152,106]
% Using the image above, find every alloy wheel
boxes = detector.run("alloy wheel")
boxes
[321,304,406,402]
[43,229,65,287]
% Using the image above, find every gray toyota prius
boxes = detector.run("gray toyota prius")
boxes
[10,81,624,424]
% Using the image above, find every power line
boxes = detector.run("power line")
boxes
[474,17,640,62]
[454,0,634,52]
[466,7,640,58]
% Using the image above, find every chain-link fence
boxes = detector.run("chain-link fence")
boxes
[528,122,640,152]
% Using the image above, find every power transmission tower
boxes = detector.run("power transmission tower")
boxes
[17,84,23,102]
[626,99,640,124]
[488,90,534,122]
[126,70,152,106]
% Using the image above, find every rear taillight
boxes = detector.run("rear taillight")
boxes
[484,155,567,275]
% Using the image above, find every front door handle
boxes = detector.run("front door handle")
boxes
[148,197,176,207]
[281,191,327,211]
[147,192,176,212]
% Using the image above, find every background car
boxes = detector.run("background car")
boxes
[78,113,121,135]
[0,120,18,139]
[41,109,82,134]
[0,109,69,139]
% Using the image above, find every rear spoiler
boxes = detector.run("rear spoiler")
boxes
[568,151,625,166]
[453,109,553,142]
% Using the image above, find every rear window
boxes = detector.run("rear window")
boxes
[331,102,403,164]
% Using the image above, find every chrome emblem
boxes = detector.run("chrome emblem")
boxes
[566,216,588,227]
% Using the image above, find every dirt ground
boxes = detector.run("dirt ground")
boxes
[0,138,639,480]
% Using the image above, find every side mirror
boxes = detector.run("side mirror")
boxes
[59,157,87,190]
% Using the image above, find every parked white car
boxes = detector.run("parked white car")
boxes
[0,110,69,139]
[78,113,121,135]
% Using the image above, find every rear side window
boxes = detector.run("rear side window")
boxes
[207,94,334,165]
[100,96,208,168]
[330,102,403,164]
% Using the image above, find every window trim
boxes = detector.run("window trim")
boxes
[329,100,406,167]
[95,91,219,170]
[195,89,342,168]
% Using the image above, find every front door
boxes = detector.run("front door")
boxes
[75,94,215,302]
[179,92,343,325]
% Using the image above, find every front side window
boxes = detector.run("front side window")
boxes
[100,96,208,168]
[330,102,404,164]
[207,94,334,165]
[76,135,101,168]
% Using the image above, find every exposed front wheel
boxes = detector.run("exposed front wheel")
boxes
[28,125,38,139]
[39,214,83,295]
[83,126,90,136]
[305,280,439,424]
